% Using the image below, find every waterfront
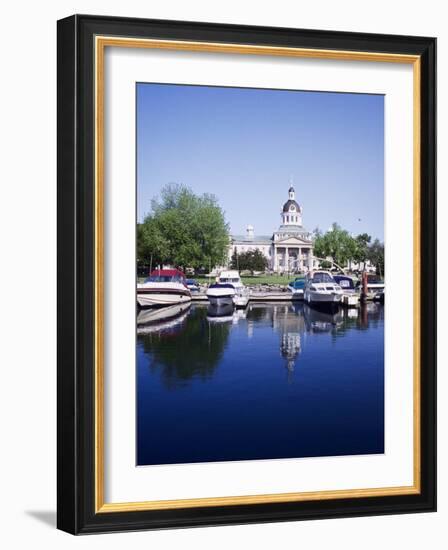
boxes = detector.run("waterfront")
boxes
[137,302,384,466]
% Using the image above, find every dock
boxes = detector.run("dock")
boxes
[192,291,363,307]
[249,292,303,302]
[191,293,208,302]
[191,291,301,303]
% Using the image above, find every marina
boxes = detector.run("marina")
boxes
[134,88,386,468]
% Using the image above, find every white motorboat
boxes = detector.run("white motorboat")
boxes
[303,270,343,306]
[137,269,191,308]
[333,275,360,307]
[206,283,236,307]
[215,270,250,308]
[365,275,385,300]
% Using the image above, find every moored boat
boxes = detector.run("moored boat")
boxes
[137,269,191,308]
[333,275,360,307]
[216,270,250,308]
[304,270,343,306]
[287,277,306,299]
[366,275,385,300]
[206,283,236,307]
[357,273,385,301]
[186,278,200,293]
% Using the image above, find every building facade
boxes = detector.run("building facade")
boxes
[228,185,315,273]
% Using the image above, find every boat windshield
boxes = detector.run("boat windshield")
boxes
[312,273,335,283]
[333,276,354,289]
[144,275,184,283]
[290,279,305,288]
[219,277,241,283]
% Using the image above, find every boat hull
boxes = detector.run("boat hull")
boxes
[208,295,234,307]
[342,293,359,307]
[206,285,236,308]
[288,288,304,300]
[233,295,249,308]
[137,289,191,308]
[305,291,342,304]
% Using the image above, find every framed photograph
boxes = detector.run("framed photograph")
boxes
[57,15,436,534]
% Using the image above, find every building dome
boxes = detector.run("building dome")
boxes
[282,199,301,213]
[281,184,303,227]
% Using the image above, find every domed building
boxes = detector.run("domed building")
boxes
[228,184,315,273]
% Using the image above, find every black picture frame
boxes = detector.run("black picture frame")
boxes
[57,14,436,534]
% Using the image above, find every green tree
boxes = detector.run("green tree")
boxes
[368,239,385,278]
[229,249,239,270]
[232,249,268,274]
[352,233,372,268]
[313,223,357,268]
[137,183,229,271]
[313,225,375,271]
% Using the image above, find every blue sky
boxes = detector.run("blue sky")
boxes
[137,83,384,240]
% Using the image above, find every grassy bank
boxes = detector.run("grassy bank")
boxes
[195,274,292,286]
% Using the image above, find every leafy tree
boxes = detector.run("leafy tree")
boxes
[352,233,372,268]
[229,249,239,270]
[313,223,356,268]
[313,224,382,273]
[137,184,229,271]
[368,239,385,277]
[231,249,268,274]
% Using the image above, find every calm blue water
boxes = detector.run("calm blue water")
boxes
[137,302,384,466]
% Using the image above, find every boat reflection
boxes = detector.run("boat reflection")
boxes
[137,302,191,334]
[137,301,385,465]
[206,303,248,324]
[138,305,231,388]
[302,303,344,333]
[137,302,384,388]
[206,303,234,322]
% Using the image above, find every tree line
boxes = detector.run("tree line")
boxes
[229,249,268,274]
[314,223,384,276]
[137,185,384,277]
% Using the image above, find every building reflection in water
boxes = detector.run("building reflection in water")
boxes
[137,301,383,388]
[137,300,385,466]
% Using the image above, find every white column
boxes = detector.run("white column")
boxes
[298,247,302,270]
[285,247,289,273]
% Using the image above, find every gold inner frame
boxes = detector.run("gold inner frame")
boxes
[94,36,421,513]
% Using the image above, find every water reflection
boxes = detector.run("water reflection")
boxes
[138,305,231,389]
[138,302,385,387]
[137,302,385,465]
[137,303,191,334]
